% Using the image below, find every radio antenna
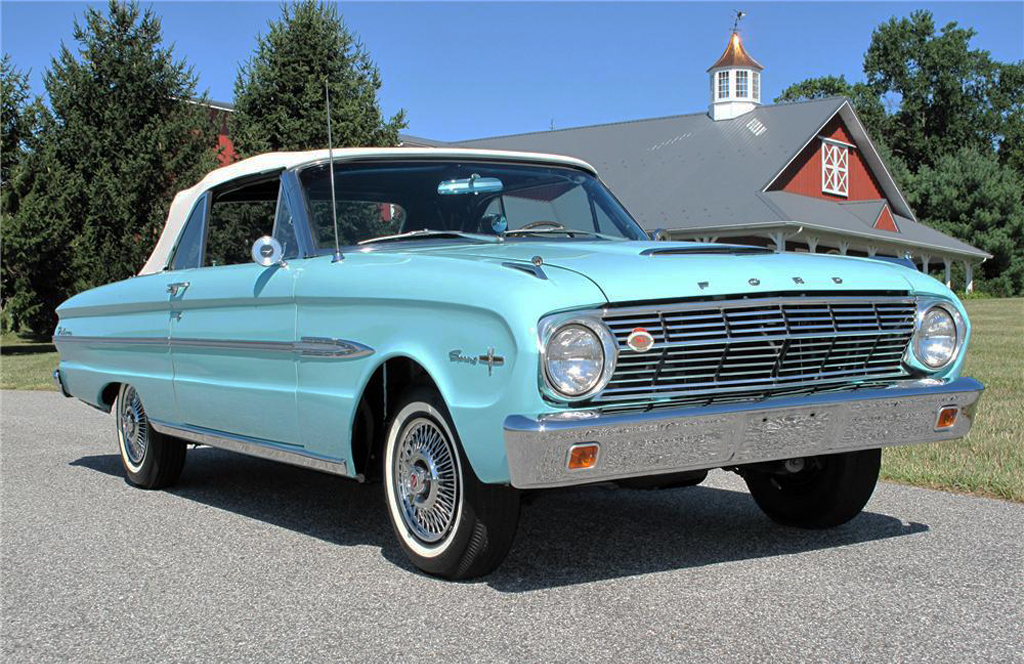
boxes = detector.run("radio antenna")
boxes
[325,80,342,262]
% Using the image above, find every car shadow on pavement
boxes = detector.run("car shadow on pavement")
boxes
[71,447,928,591]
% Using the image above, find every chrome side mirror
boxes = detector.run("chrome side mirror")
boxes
[649,228,670,241]
[252,236,285,267]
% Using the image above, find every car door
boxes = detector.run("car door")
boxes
[167,172,302,445]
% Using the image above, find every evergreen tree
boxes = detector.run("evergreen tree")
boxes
[2,1,216,334]
[231,0,406,156]
[905,149,1024,297]
[1,54,31,189]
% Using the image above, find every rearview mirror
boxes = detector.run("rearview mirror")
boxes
[251,236,284,267]
[437,174,503,196]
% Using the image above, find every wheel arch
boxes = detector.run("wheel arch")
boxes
[349,354,446,482]
[98,381,122,412]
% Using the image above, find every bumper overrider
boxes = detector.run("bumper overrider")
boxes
[503,377,983,489]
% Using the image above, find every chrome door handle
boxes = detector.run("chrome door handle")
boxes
[166,281,190,296]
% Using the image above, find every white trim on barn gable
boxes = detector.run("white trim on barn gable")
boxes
[760,100,916,221]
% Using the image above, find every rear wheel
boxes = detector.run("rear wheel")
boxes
[741,449,881,529]
[383,386,520,579]
[115,384,186,489]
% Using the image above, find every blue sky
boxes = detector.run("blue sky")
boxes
[2,1,1022,141]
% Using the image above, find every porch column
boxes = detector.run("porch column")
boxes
[769,231,786,253]
[838,241,850,256]
[921,254,931,274]
[965,261,974,293]
[943,258,952,289]
[867,246,878,257]
[806,236,819,253]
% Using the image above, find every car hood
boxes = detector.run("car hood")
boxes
[415,240,918,303]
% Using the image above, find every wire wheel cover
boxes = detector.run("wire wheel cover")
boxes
[119,386,149,466]
[393,417,460,543]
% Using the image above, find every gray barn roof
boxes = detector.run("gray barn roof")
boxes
[408,97,987,261]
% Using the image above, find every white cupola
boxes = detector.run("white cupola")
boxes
[707,31,764,121]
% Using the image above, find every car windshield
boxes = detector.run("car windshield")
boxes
[296,160,646,250]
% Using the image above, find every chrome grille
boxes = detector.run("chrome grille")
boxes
[598,296,916,411]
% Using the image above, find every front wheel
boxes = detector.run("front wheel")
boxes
[383,386,520,579]
[741,448,881,529]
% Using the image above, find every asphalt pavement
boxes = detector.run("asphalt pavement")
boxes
[2,389,1022,663]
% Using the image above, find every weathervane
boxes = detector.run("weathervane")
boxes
[732,10,746,32]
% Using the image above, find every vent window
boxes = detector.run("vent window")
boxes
[717,71,730,99]
[752,72,761,102]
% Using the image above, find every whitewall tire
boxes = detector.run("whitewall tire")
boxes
[383,385,520,579]
[114,384,187,489]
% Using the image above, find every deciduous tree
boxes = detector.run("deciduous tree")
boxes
[776,10,1024,295]
[775,74,888,145]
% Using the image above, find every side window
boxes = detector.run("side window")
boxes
[169,194,207,270]
[205,177,280,267]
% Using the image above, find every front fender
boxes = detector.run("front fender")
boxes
[293,253,607,483]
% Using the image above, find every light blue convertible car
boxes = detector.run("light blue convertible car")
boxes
[53,148,983,578]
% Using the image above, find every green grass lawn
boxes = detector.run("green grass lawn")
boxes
[1,332,59,391]
[3,299,1022,500]
[881,298,1024,502]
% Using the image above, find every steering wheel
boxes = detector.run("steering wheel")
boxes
[520,220,565,230]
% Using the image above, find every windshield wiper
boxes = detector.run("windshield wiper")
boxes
[358,230,500,245]
[504,227,623,240]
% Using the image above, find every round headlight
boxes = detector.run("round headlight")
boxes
[913,305,958,369]
[545,324,605,397]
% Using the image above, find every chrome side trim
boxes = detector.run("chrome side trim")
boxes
[52,335,169,346]
[150,420,350,477]
[51,335,374,359]
[504,377,983,489]
[295,336,375,359]
[172,338,292,352]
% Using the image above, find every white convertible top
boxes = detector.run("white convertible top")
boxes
[139,147,598,275]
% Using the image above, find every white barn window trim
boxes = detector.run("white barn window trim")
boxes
[736,70,748,97]
[717,71,730,99]
[752,71,760,102]
[821,139,849,197]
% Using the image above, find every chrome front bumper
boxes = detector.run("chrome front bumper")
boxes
[503,377,983,489]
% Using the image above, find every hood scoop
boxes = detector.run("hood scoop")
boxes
[640,245,774,256]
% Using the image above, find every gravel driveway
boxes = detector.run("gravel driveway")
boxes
[2,390,1022,662]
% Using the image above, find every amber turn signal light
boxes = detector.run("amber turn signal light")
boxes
[936,406,959,429]
[568,443,600,470]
